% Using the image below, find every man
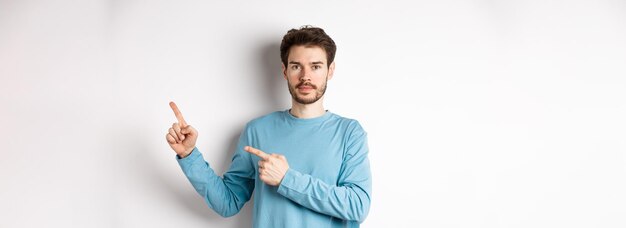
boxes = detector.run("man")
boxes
[165,26,371,227]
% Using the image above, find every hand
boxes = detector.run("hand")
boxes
[244,146,289,186]
[166,101,198,158]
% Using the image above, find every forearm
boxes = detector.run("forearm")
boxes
[277,168,371,223]
[177,147,252,217]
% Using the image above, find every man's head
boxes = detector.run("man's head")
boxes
[280,26,336,105]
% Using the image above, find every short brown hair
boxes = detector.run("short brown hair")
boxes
[280,25,336,67]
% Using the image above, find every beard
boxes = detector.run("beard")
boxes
[287,77,328,105]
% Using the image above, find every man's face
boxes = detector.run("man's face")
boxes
[282,45,335,105]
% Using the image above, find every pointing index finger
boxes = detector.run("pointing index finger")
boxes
[244,146,270,160]
[169,101,188,127]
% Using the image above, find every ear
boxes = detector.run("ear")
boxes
[327,61,336,80]
[281,63,287,80]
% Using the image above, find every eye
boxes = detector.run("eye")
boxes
[312,65,321,70]
[290,65,300,70]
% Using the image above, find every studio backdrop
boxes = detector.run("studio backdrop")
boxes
[1,0,625,227]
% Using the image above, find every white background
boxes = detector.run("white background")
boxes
[1,0,625,227]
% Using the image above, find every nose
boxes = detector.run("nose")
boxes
[299,67,312,82]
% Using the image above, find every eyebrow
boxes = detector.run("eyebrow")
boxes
[288,61,326,65]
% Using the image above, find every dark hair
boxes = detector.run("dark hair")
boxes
[280,25,336,67]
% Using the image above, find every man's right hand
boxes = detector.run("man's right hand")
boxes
[166,101,198,158]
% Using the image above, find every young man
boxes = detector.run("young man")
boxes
[166,26,371,227]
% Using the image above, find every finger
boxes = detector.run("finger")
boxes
[258,160,263,168]
[169,128,180,142]
[168,130,180,143]
[166,133,177,144]
[172,123,185,141]
[181,125,195,135]
[244,146,270,160]
[271,154,279,158]
[169,101,188,127]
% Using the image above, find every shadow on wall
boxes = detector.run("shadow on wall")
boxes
[256,41,289,112]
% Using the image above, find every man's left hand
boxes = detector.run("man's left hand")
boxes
[244,146,289,186]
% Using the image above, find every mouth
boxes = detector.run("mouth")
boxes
[297,84,315,92]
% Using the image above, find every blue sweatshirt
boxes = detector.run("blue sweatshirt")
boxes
[177,110,372,227]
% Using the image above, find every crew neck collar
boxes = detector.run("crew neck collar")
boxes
[284,109,332,124]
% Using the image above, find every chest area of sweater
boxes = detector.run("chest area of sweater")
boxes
[254,127,345,184]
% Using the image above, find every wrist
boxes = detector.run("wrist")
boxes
[278,168,290,185]
[178,147,194,158]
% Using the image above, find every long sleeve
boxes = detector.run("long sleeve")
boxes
[176,128,255,217]
[276,124,372,223]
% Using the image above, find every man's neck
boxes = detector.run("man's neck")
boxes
[289,98,326,119]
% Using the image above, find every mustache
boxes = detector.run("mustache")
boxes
[296,82,317,89]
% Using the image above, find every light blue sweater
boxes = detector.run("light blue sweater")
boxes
[177,110,372,227]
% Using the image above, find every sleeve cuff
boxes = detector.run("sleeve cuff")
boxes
[277,168,300,196]
[176,147,201,167]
